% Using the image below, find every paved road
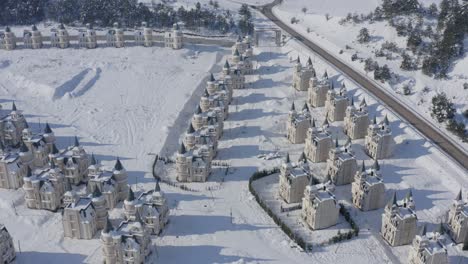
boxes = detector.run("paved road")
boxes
[255,0,468,170]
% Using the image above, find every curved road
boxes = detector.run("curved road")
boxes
[255,0,468,170]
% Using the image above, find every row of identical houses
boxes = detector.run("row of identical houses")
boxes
[0,102,171,263]
[281,56,468,263]
[175,36,253,182]
[0,22,183,50]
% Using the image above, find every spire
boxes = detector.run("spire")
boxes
[187,123,195,134]
[373,115,377,125]
[302,102,309,112]
[155,179,161,192]
[51,143,59,154]
[455,189,462,201]
[12,102,17,111]
[0,140,5,151]
[135,210,144,224]
[74,136,80,147]
[350,97,354,106]
[44,122,52,134]
[437,222,444,234]
[323,116,329,127]
[127,187,135,201]
[311,118,316,127]
[32,25,38,31]
[330,81,334,90]
[360,98,367,107]
[59,23,65,30]
[296,56,300,63]
[406,189,413,200]
[299,152,307,163]
[179,142,186,154]
[93,186,102,198]
[114,158,124,171]
[103,217,114,233]
[420,224,427,236]
[341,82,346,89]
[335,137,339,148]
[203,89,209,98]
[383,115,389,125]
[26,166,32,177]
[361,160,366,172]
[307,57,312,66]
[209,73,215,82]
[237,35,242,42]
[50,159,56,169]
[387,191,397,208]
[196,105,202,114]
[373,158,380,171]
[19,141,29,153]
[323,70,328,79]
[224,60,230,69]
[290,102,295,111]
[5,26,11,33]
[234,48,240,56]
[90,153,97,165]
[285,152,290,163]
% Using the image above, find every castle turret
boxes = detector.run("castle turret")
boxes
[176,143,189,182]
[206,73,217,95]
[56,23,70,48]
[184,123,196,149]
[123,187,137,220]
[192,105,204,130]
[112,158,128,201]
[92,187,108,229]
[30,25,43,49]
[2,26,16,50]
[101,217,119,264]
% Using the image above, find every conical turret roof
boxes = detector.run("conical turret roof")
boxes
[51,143,59,154]
[323,70,328,79]
[93,186,102,197]
[224,60,230,69]
[420,224,427,236]
[209,73,215,82]
[307,57,312,66]
[32,25,38,31]
[20,141,29,153]
[455,189,462,201]
[285,152,290,163]
[296,56,300,63]
[59,23,65,30]
[5,26,11,33]
[179,142,186,154]
[187,123,195,134]
[127,187,135,201]
[383,115,389,125]
[311,118,316,127]
[12,102,17,111]
[26,166,32,177]
[114,158,124,171]
[234,48,240,56]
[299,152,307,163]
[44,123,53,134]
[74,136,80,147]
[203,89,209,98]
[361,160,366,172]
[290,102,295,111]
[90,153,97,165]
[103,217,114,233]
[302,103,309,112]
[373,158,380,171]
[373,115,377,125]
[155,179,161,192]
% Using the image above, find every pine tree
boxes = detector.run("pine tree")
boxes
[357,27,370,43]
[431,92,455,122]
[400,52,415,70]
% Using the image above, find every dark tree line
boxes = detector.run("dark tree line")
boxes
[1,0,251,35]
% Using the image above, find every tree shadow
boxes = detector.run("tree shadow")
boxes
[156,245,273,264]
[250,77,288,89]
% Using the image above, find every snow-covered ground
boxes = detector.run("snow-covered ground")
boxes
[0,3,467,264]
[273,0,468,147]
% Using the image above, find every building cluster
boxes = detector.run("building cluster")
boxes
[176,35,252,182]
[0,22,184,50]
[0,224,15,264]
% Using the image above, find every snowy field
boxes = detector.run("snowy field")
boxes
[0,3,467,264]
[273,0,468,147]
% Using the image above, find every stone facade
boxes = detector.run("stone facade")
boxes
[78,24,98,49]
[365,115,394,159]
[408,226,449,264]
[0,149,27,190]
[106,22,125,48]
[49,137,90,186]
[447,190,468,244]
[123,181,169,235]
[23,25,43,49]
[134,22,153,47]
[23,163,67,211]
[278,153,313,204]
[0,103,28,147]
[302,180,339,230]
[381,192,418,246]
[101,217,152,264]
[164,23,183,49]
[325,138,358,186]
[0,27,16,50]
[287,102,311,144]
[292,57,315,91]
[308,71,330,108]
[176,143,211,182]
[304,119,332,163]
[223,60,245,90]
[325,83,349,122]
[50,24,70,49]
[352,160,385,211]
[344,98,370,139]
[87,157,128,209]
[0,224,15,263]
[63,197,98,240]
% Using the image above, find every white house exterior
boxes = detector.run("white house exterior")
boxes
[365,115,394,159]
[278,153,313,204]
[344,98,370,139]
[352,160,385,211]
[325,138,358,186]
[176,143,210,182]
[1,27,16,50]
[63,197,98,240]
[301,181,339,230]
[164,23,183,49]
[304,119,332,163]
[408,227,449,264]
[106,22,125,48]
[78,24,97,49]
[0,224,15,263]
[101,216,152,264]
[292,57,315,91]
[123,181,169,235]
[381,192,418,246]
[308,71,330,108]
[447,190,468,244]
[287,102,311,144]
[50,24,70,49]
[134,22,153,47]
[325,83,349,122]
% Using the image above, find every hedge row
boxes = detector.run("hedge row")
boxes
[248,168,308,251]
[327,204,360,245]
